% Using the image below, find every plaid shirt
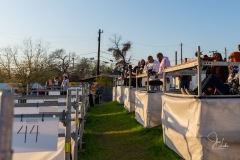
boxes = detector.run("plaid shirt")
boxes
[227,66,240,95]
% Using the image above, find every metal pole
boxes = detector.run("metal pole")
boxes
[45,82,47,95]
[136,70,138,91]
[0,92,14,160]
[27,84,29,95]
[163,72,166,93]
[65,89,72,160]
[180,43,183,63]
[147,66,149,92]
[97,29,103,76]
[129,70,131,89]
[79,90,85,150]
[74,89,79,160]
[197,46,202,97]
[175,51,177,89]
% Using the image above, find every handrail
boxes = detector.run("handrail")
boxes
[14,102,74,107]
[15,95,77,99]
[163,46,240,97]
[12,86,89,160]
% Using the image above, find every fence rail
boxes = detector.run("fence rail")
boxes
[8,84,90,160]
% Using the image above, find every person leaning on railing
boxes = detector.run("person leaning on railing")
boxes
[136,59,146,88]
[131,62,140,88]
[145,55,160,91]
[187,52,240,95]
[53,76,62,90]
[155,52,171,86]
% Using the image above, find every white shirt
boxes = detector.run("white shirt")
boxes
[146,60,160,80]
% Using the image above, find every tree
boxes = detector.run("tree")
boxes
[74,58,94,80]
[91,61,112,76]
[5,39,50,94]
[0,46,15,80]
[108,34,132,78]
[96,75,113,86]
[48,49,80,81]
[49,49,71,73]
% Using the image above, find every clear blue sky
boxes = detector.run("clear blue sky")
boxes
[0,0,239,65]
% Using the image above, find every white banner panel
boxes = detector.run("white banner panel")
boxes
[162,95,240,159]
[112,87,116,101]
[27,99,44,103]
[12,117,59,152]
[135,90,162,128]
[49,91,60,95]
[116,86,125,104]
[13,137,65,160]
[14,107,39,114]
[124,88,136,112]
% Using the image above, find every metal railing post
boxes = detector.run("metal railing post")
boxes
[26,84,29,95]
[129,70,131,89]
[163,72,166,93]
[65,89,72,160]
[0,92,14,160]
[136,71,138,90]
[79,93,85,150]
[197,46,202,97]
[147,66,149,92]
[74,89,80,160]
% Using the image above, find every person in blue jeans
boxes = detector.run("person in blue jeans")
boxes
[179,58,192,90]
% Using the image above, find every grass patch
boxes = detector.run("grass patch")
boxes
[79,101,182,160]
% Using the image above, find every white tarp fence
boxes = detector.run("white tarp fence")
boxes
[135,90,162,128]
[162,95,240,160]
[123,88,136,112]
[112,87,117,101]
[13,137,65,160]
[12,117,59,152]
[116,86,125,104]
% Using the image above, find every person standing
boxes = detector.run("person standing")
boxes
[156,52,171,90]
[156,53,171,78]
[61,74,69,90]
[145,55,160,91]
[131,62,140,88]
[179,58,191,90]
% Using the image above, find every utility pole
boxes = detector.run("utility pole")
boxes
[97,29,103,76]
[180,43,183,63]
[72,58,74,69]
[224,47,227,60]
[175,51,177,65]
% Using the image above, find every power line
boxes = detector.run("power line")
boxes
[100,56,114,62]
[78,52,97,56]
[100,51,112,55]
[134,42,178,48]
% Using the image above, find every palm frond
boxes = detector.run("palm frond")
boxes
[122,42,131,52]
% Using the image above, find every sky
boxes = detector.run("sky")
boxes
[0,0,240,65]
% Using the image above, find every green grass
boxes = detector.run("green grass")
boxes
[79,101,182,160]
